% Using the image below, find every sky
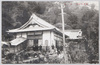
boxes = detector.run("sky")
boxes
[73,1,99,10]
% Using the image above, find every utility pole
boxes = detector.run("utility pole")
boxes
[54,2,68,63]
[60,3,67,64]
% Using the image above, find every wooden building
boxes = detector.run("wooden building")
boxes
[7,13,68,53]
[65,29,82,39]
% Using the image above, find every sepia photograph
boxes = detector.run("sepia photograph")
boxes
[1,1,99,64]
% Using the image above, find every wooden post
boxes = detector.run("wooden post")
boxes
[60,3,68,64]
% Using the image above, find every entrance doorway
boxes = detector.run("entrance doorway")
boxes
[28,39,42,51]
[27,35,42,51]
[33,39,38,51]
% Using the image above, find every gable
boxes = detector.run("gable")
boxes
[25,23,44,29]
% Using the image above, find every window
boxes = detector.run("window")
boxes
[28,40,34,47]
[28,32,34,35]
[16,33,21,38]
[45,40,48,46]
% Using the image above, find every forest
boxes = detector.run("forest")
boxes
[2,1,99,63]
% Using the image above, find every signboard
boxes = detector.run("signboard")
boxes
[27,32,34,35]
[27,31,42,35]
[34,31,42,35]
[27,35,42,39]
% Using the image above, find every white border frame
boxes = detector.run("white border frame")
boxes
[0,0,99,65]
